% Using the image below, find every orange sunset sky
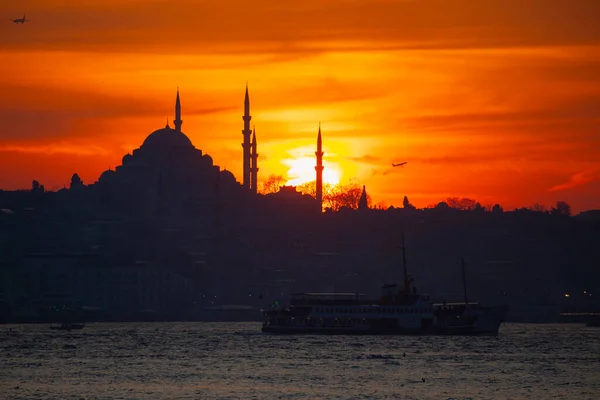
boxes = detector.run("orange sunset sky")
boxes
[1,0,599,212]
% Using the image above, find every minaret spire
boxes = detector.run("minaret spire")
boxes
[174,87,183,132]
[244,82,249,115]
[315,123,324,211]
[359,185,368,210]
[241,83,252,189]
[250,126,258,194]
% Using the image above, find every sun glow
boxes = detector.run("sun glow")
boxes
[284,156,341,187]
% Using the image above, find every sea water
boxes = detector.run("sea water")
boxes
[1,322,598,399]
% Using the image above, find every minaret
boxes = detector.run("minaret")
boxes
[241,83,252,189]
[315,123,324,211]
[173,88,183,132]
[359,185,368,210]
[250,126,259,194]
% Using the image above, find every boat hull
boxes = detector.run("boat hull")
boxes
[261,325,501,336]
[262,304,507,336]
[50,323,85,330]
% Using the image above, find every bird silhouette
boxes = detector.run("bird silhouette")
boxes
[392,162,407,167]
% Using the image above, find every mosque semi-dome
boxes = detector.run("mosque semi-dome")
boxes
[141,126,194,151]
[220,169,236,182]
[202,153,213,166]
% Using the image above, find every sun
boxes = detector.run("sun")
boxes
[284,156,341,186]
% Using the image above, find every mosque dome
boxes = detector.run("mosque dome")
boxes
[99,169,116,183]
[141,126,194,152]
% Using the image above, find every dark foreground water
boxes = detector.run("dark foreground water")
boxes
[0,323,598,400]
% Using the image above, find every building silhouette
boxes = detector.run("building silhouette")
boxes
[91,89,242,219]
[250,126,258,194]
[241,84,252,190]
[359,185,368,210]
[0,84,599,325]
[315,123,324,211]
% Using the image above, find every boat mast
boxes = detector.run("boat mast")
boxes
[461,257,469,305]
[402,233,410,294]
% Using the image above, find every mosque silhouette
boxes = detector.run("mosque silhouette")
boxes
[86,85,331,218]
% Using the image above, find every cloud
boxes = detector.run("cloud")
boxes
[0,143,110,156]
[2,0,599,54]
[347,154,382,164]
[0,83,235,142]
[400,98,600,144]
[256,78,388,112]
[548,167,600,192]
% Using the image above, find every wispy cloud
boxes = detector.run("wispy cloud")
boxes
[2,0,600,54]
[0,144,110,156]
[347,154,382,164]
[548,167,600,192]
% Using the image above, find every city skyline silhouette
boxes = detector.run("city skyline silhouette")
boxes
[1,0,600,212]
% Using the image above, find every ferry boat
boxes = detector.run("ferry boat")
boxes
[262,238,507,336]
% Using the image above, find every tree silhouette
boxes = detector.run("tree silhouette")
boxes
[551,201,571,216]
[260,174,286,194]
[530,203,547,212]
[329,182,369,211]
[296,180,316,198]
[31,180,45,194]
[446,197,477,211]
[296,180,371,211]
[435,201,450,209]
[492,204,503,213]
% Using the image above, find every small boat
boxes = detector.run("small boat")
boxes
[50,322,85,330]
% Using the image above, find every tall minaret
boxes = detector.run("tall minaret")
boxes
[241,83,252,189]
[250,126,259,194]
[315,123,324,211]
[174,88,183,132]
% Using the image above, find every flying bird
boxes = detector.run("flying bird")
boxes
[9,14,28,24]
[392,162,407,167]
